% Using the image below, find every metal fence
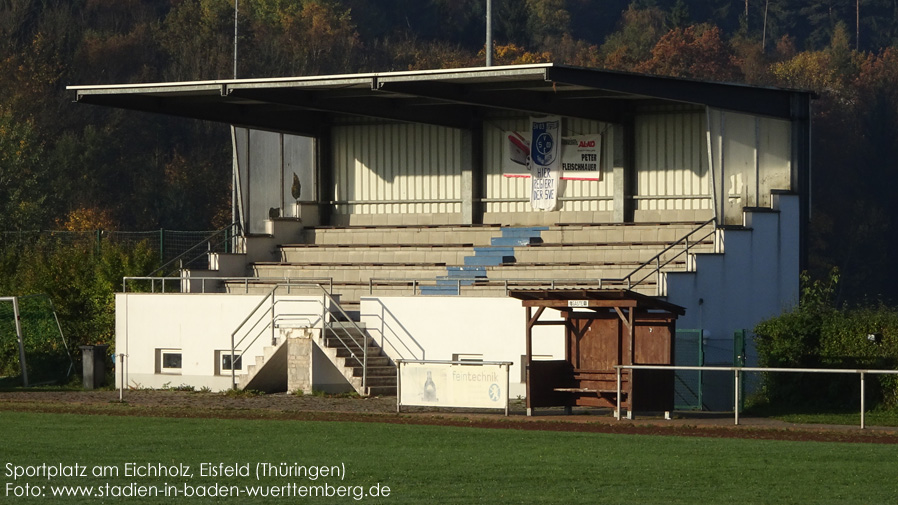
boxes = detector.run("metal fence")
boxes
[615,364,898,429]
[0,229,230,266]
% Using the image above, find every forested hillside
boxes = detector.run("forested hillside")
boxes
[2,0,898,301]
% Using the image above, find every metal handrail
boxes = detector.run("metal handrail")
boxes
[227,282,370,392]
[602,218,717,295]
[148,223,242,277]
[318,285,369,391]
[122,276,333,294]
[230,285,278,389]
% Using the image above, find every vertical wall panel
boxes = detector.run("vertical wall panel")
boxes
[332,122,462,220]
[706,109,793,224]
[635,109,710,213]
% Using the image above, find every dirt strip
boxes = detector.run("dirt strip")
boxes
[1,390,897,444]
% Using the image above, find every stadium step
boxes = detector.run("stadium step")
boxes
[316,321,397,396]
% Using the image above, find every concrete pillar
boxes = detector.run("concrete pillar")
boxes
[460,126,483,225]
[286,328,314,394]
[612,122,636,223]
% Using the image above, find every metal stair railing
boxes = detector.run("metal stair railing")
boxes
[228,282,370,393]
[149,223,242,278]
[601,217,717,295]
[317,285,369,393]
[230,285,279,390]
[122,276,333,294]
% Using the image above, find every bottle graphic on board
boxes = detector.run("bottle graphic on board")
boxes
[422,370,437,402]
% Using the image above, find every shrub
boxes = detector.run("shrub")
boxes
[755,269,898,409]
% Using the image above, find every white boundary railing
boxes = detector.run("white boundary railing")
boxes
[615,365,898,429]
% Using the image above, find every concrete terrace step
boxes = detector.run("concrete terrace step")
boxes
[298,222,708,247]
[279,245,475,265]
[300,225,502,246]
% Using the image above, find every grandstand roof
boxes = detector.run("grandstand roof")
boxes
[68,63,813,136]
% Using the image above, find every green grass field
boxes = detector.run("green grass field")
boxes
[1,411,896,504]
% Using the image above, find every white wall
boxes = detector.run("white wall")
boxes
[359,296,566,398]
[115,293,328,392]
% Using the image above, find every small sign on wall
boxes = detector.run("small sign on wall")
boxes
[397,360,511,415]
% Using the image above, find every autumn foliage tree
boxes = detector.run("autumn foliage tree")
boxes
[635,25,740,81]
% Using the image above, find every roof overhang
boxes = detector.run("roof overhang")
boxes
[68,64,814,135]
[507,288,686,316]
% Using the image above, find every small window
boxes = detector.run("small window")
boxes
[215,350,242,375]
[452,353,483,363]
[222,353,242,371]
[157,349,182,374]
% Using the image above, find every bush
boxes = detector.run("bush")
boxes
[755,269,898,409]
[0,237,157,383]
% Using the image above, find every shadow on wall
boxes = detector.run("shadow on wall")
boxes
[361,299,426,361]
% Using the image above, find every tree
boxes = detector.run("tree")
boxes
[246,0,362,76]
[525,0,571,49]
[159,0,236,80]
[0,108,49,231]
[601,3,666,71]
[635,25,740,81]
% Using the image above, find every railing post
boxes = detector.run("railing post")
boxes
[734,369,740,426]
[363,328,368,393]
[860,372,866,429]
[615,366,622,420]
[270,293,276,346]
[231,331,236,390]
[159,228,164,264]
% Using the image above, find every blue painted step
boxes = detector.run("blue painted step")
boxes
[491,236,538,246]
[447,266,486,278]
[500,226,548,239]
[420,285,460,296]
[436,276,479,286]
[465,246,516,266]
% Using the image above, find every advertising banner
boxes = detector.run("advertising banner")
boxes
[529,116,561,211]
[504,131,602,181]
[398,361,509,411]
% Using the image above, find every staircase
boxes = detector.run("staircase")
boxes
[316,321,397,396]
[233,313,397,396]
[238,339,288,391]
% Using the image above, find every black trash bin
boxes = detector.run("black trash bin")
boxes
[80,345,109,390]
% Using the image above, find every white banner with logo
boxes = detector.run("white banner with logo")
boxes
[529,116,562,210]
[504,131,602,181]
[398,361,510,413]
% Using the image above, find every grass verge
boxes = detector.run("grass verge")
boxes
[1,410,897,504]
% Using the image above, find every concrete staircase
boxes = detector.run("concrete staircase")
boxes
[315,322,397,396]
[238,339,288,392]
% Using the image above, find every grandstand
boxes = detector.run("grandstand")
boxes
[70,64,811,411]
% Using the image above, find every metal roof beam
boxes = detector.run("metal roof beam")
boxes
[75,94,324,136]
[545,66,798,120]
[228,88,478,130]
[375,81,629,124]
